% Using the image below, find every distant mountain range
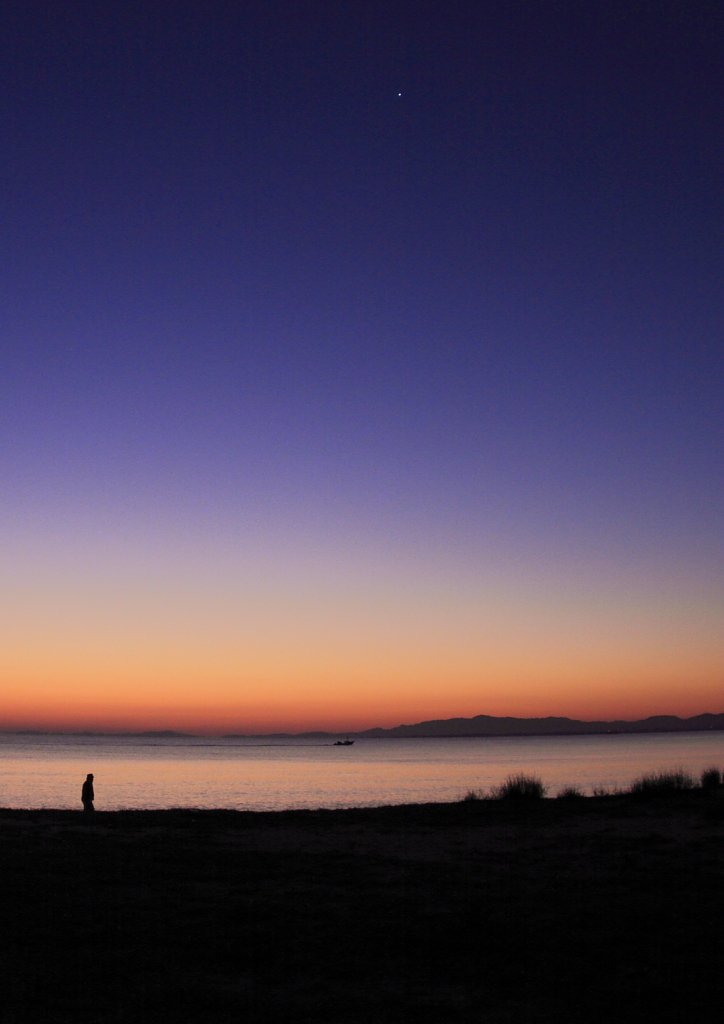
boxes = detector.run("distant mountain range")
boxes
[7,714,724,739]
[349,712,724,738]
[223,712,724,739]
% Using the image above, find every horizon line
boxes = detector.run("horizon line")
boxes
[2,710,723,740]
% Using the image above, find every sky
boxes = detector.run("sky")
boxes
[1,1,723,733]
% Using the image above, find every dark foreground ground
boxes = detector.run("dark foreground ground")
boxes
[1,793,723,1023]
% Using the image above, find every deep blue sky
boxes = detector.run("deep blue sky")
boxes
[1,2,723,729]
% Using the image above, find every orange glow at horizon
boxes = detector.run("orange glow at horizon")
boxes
[2,523,723,734]
[2,659,722,735]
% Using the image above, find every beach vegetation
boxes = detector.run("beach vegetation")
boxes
[700,767,722,790]
[628,769,695,798]
[556,785,585,799]
[492,773,546,800]
[462,788,487,802]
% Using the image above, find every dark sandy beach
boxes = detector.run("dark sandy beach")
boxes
[1,793,722,1023]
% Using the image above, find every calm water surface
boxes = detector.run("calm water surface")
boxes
[1,732,723,810]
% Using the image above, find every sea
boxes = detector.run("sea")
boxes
[1,731,723,810]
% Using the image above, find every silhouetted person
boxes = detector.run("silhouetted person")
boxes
[82,773,95,813]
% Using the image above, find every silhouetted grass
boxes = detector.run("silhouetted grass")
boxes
[701,767,722,790]
[492,773,546,800]
[556,785,585,800]
[628,769,695,798]
[462,766,719,804]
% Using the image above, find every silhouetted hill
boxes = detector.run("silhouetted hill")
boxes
[221,732,334,739]
[357,712,724,738]
[1,730,195,738]
[5,716,724,741]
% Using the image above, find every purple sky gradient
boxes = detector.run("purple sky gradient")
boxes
[1,2,723,729]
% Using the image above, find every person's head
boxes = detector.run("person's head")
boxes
[87,773,94,781]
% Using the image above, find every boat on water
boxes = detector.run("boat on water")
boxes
[333,738,354,746]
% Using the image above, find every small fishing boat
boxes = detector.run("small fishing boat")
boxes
[333,738,354,746]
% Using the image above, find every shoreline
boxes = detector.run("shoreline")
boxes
[2,789,722,1022]
[2,779,723,816]
[2,762,722,816]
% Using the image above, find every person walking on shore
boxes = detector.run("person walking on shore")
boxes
[81,773,95,813]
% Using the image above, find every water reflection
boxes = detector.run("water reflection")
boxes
[0,732,722,810]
